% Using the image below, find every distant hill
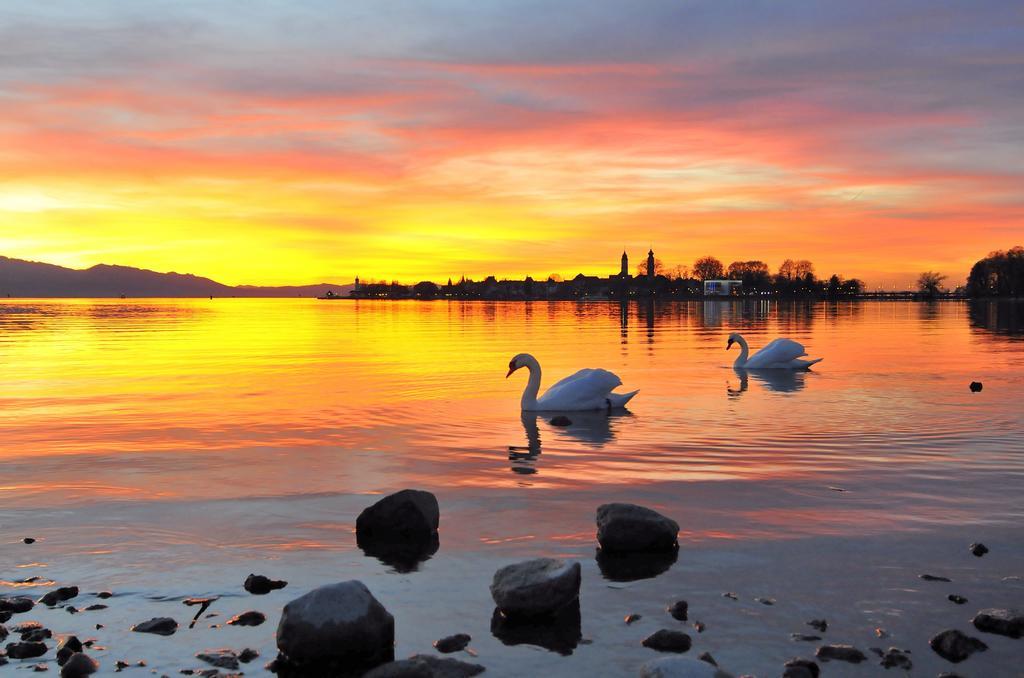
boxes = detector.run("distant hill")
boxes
[0,256,353,298]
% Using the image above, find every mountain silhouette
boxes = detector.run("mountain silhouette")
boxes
[0,256,353,298]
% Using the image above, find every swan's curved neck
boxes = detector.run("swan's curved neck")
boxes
[733,335,750,368]
[520,355,542,410]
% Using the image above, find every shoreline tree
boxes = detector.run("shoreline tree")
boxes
[917,271,947,298]
[967,246,1023,297]
[693,256,725,281]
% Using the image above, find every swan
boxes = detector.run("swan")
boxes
[506,353,638,411]
[727,333,822,370]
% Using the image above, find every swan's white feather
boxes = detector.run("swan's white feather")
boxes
[745,337,808,368]
[537,368,625,410]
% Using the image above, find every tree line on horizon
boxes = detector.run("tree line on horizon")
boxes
[636,255,866,297]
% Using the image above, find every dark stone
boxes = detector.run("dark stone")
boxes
[755,597,775,605]
[0,597,35,614]
[95,592,113,599]
[625,614,642,625]
[490,558,580,618]
[65,607,78,615]
[698,651,716,666]
[929,629,988,663]
[693,621,705,633]
[971,608,1024,638]
[32,664,47,672]
[948,594,968,605]
[490,602,581,656]
[0,610,10,623]
[596,503,679,553]
[227,610,265,627]
[722,592,737,600]
[790,634,821,642]
[276,581,394,674]
[362,654,485,678]
[969,542,988,557]
[920,574,951,582]
[40,587,79,607]
[239,648,260,663]
[642,629,692,653]
[83,605,106,612]
[22,628,52,642]
[879,647,912,670]
[807,619,827,632]
[24,538,36,544]
[596,547,677,582]
[667,600,688,621]
[356,489,440,543]
[550,416,572,427]
[60,653,98,677]
[0,624,7,641]
[244,574,288,595]
[782,657,819,678]
[969,381,982,392]
[197,649,239,670]
[6,641,48,659]
[56,636,83,665]
[130,617,178,636]
[815,644,866,663]
[433,633,471,653]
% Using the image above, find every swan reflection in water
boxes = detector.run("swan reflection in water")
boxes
[727,367,809,398]
[509,410,632,475]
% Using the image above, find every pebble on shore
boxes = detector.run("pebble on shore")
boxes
[815,644,866,663]
[969,542,989,557]
[244,574,287,595]
[226,611,266,627]
[667,600,688,621]
[130,618,177,636]
[641,629,692,653]
[433,633,471,654]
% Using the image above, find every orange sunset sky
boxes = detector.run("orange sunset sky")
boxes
[1,2,1022,289]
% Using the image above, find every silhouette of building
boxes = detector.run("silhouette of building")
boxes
[647,249,656,281]
[620,250,629,276]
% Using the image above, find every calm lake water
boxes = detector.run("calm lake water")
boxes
[1,299,1022,676]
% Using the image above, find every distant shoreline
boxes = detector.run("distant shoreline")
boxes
[2,295,1009,302]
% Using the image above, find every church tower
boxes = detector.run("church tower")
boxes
[620,250,629,277]
[647,249,656,280]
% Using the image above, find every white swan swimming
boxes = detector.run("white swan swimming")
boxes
[506,353,639,411]
[727,333,822,370]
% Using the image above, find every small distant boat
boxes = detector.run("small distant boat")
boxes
[317,290,344,300]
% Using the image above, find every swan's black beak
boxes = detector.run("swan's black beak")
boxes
[726,339,734,350]
[506,367,516,378]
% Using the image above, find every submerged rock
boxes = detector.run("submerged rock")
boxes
[23,537,36,544]
[490,558,580,618]
[239,648,260,663]
[130,617,177,636]
[56,636,84,665]
[363,654,485,678]
[642,629,692,653]
[929,629,988,663]
[815,644,866,663]
[60,653,98,678]
[667,600,688,621]
[969,542,989,557]
[490,602,581,656]
[969,381,983,392]
[782,657,819,678]
[807,619,827,632]
[227,610,266,627]
[596,503,679,553]
[433,633,471,654]
[6,641,48,659]
[790,634,821,642]
[625,614,642,625]
[640,656,731,677]
[276,581,394,674]
[971,608,1024,638]
[697,652,716,666]
[879,647,912,670]
[244,574,288,595]
[40,587,79,607]
[197,649,239,670]
[948,594,968,605]
[920,574,952,582]
[0,597,35,614]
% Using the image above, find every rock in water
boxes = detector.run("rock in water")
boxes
[639,656,730,677]
[6,641,48,659]
[276,581,394,673]
[60,653,98,677]
[625,614,642,625]
[23,537,36,544]
[929,629,988,662]
[642,629,692,653]
[0,596,35,614]
[433,633,471,653]
[949,594,968,605]
[596,503,679,552]
[969,542,989,557]
[815,644,866,663]
[667,600,688,621]
[56,636,84,665]
[227,610,266,626]
[807,619,827,632]
[130,617,178,636]
[880,647,912,670]
[40,587,79,607]
[782,657,819,678]
[356,489,440,543]
[969,381,982,392]
[244,574,287,595]
[197,649,240,670]
[920,574,951,582]
[550,416,572,427]
[363,654,485,678]
[490,558,581,618]
[971,608,1024,638]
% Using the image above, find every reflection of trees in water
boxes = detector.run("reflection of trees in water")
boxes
[821,300,864,324]
[917,300,942,323]
[968,300,1024,341]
